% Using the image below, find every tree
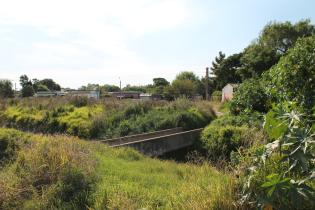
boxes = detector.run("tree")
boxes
[153,78,169,87]
[0,80,14,98]
[19,75,31,88]
[19,75,34,97]
[210,52,242,90]
[238,19,315,80]
[39,79,61,91]
[169,79,195,98]
[123,84,147,93]
[151,78,170,95]
[21,84,35,97]
[36,84,49,92]
[100,84,120,92]
[175,71,199,82]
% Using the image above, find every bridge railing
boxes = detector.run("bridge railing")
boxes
[111,128,203,156]
[99,127,183,146]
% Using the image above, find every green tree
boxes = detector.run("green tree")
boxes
[21,84,35,97]
[100,84,120,92]
[39,79,61,91]
[169,79,195,98]
[0,80,14,98]
[153,78,169,87]
[19,75,34,97]
[169,71,201,98]
[151,78,170,95]
[123,84,147,93]
[19,75,31,88]
[211,52,242,89]
[238,19,315,80]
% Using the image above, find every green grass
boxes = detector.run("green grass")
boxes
[0,98,215,139]
[0,127,237,210]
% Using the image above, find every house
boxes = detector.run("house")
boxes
[222,83,239,102]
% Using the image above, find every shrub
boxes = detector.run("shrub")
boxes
[230,78,270,115]
[69,96,89,107]
[211,112,263,128]
[200,125,257,161]
[0,133,97,209]
[0,128,28,165]
[265,36,315,111]
[241,105,315,209]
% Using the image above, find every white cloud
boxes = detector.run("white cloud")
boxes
[0,0,196,88]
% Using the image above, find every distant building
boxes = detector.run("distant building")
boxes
[140,93,163,101]
[222,83,239,102]
[35,91,67,97]
[109,91,140,99]
[140,93,152,101]
[68,90,100,100]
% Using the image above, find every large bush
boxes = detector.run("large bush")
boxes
[230,78,270,115]
[265,36,315,111]
[200,124,259,161]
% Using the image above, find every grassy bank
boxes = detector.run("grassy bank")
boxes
[0,98,215,139]
[0,127,237,210]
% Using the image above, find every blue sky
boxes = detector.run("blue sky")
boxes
[0,0,314,89]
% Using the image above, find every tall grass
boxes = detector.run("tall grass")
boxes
[0,98,216,139]
[0,127,239,210]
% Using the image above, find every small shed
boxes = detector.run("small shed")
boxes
[221,83,239,102]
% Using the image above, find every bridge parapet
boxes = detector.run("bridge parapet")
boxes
[110,128,203,156]
[100,127,183,146]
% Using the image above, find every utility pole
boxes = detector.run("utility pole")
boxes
[119,77,122,100]
[205,67,209,100]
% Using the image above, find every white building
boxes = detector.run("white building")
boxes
[222,83,239,102]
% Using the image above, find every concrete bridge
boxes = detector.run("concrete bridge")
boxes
[100,127,203,156]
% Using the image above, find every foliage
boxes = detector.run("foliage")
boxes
[100,84,120,92]
[0,128,237,210]
[21,84,35,97]
[0,129,97,209]
[34,78,61,91]
[265,36,315,111]
[241,105,315,209]
[230,78,270,115]
[238,19,315,80]
[0,128,28,166]
[123,84,147,92]
[211,90,221,97]
[211,112,264,128]
[211,52,243,89]
[168,71,202,98]
[0,98,215,139]
[200,124,258,161]
[153,77,169,87]
[0,80,14,98]
[169,79,196,98]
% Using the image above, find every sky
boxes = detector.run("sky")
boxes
[0,0,315,89]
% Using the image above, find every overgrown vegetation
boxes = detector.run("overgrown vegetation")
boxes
[0,128,237,209]
[0,98,215,139]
